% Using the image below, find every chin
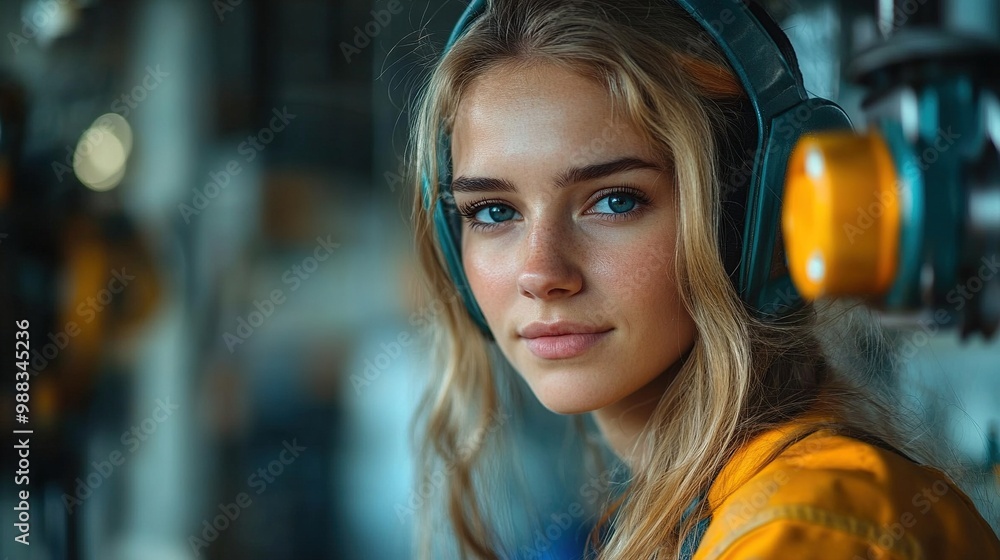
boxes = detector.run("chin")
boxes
[521,367,624,415]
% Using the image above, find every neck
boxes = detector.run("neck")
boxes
[591,347,693,466]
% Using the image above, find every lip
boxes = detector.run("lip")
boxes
[519,322,613,360]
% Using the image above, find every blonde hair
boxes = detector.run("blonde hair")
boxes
[407,0,928,557]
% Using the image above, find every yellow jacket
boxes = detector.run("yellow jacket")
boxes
[693,416,1000,560]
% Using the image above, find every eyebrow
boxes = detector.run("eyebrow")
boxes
[450,156,662,194]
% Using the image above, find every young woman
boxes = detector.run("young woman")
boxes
[408,0,1000,558]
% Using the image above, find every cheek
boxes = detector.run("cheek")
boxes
[597,249,677,313]
[598,252,688,349]
[462,238,516,313]
[594,223,678,282]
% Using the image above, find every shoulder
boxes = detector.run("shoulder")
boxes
[693,428,1000,560]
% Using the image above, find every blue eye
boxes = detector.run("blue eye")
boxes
[458,201,522,231]
[593,193,637,214]
[474,204,518,223]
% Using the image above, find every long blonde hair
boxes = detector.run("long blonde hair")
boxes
[408,0,923,557]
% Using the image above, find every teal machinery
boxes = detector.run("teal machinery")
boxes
[783,0,1000,339]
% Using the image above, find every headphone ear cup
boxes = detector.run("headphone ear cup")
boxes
[715,0,801,294]
[717,99,758,289]
[431,185,495,339]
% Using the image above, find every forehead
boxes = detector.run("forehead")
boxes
[450,62,657,171]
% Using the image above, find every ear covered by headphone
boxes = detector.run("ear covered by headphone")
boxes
[424,0,853,338]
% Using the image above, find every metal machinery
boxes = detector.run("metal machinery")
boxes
[784,0,1000,339]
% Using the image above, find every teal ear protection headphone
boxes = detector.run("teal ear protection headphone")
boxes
[423,0,853,338]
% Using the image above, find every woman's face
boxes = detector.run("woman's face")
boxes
[450,62,698,415]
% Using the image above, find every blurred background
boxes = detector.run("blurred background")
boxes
[0,0,995,559]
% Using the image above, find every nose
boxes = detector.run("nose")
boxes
[516,221,584,300]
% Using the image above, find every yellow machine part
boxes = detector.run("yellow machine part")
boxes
[782,131,901,300]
